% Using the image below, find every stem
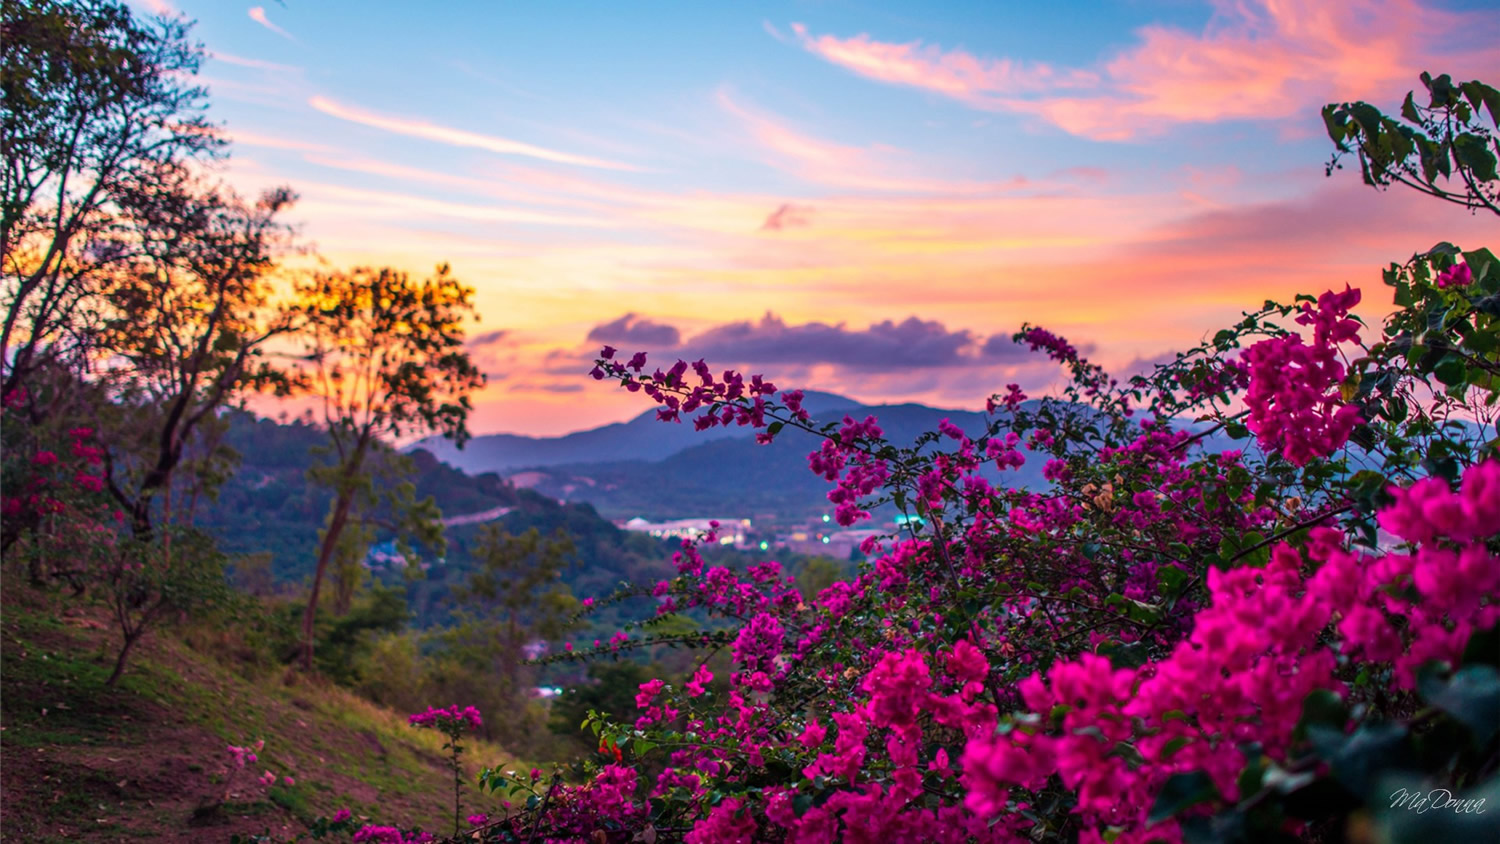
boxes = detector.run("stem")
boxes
[451,737,463,837]
[1224,503,1354,568]
[527,777,559,844]
[106,631,140,687]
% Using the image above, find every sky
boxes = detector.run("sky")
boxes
[134,0,1500,437]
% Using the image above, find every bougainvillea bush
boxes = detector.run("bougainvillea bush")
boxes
[365,76,1497,844]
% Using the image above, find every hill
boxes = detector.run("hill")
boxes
[407,390,859,474]
[0,591,516,843]
[197,412,679,628]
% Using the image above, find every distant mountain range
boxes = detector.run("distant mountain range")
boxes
[407,392,1142,522]
[410,390,861,474]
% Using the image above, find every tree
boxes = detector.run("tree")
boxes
[2,0,220,398]
[457,525,578,687]
[100,526,229,686]
[432,525,578,753]
[97,167,299,539]
[293,264,484,670]
[1,0,298,685]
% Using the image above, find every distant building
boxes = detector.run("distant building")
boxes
[619,517,752,547]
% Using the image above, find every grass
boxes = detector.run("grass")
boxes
[1,586,522,842]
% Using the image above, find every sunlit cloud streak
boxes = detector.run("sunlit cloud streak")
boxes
[289,180,624,228]
[248,6,296,41]
[308,96,644,171]
[210,51,300,73]
[134,0,176,16]
[228,130,335,154]
[790,21,1097,98]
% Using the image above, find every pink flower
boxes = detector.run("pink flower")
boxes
[1435,262,1473,288]
[408,704,482,732]
[685,663,713,697]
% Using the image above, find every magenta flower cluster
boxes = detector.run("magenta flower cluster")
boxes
[1243,285,1365,465]
[407,704,482,733]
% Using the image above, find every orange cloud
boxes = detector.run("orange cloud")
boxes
[786,0,1497,140]
[308,96,643,171]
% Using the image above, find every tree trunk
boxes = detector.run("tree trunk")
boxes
[301,489,354,671]
[105,632,140,687]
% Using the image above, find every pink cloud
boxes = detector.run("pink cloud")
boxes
[210,51,300,73]
[228,129,334,153]
[715,88,1032,194]
[790,21,1097,102]
[248,7,295,41]
[308,95,642,172]
[785,0,1499,140]
[761,203,814,231]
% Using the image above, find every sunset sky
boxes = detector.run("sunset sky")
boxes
[137,0,1499,437]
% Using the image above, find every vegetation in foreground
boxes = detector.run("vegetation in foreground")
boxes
[0,584,515,842]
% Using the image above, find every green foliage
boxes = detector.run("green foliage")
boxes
[547,661,660,746]
[1324,72,1500,215]
[98,526,233,684]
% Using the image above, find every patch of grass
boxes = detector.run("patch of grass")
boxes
[3,592,525,839]
[268,783,310,817]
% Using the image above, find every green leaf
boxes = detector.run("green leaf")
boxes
[1460,79,1500,127]
[1453,132,1499,182]
[1401,91,1422,124]
[1295,689,1348,741]
[1420,664,1500,743]
[1461,624,1500,669]
[1148,771,1219,824]
[1097,640,1151,669]
[1321,104,1350,145]
[1157,565,1189,593]
[1433,354,1466,386]
[1308,721,1412,799]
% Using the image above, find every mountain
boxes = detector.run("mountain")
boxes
[418,397,1243,523]
[427,398,1057,522]
[408,390,860,474]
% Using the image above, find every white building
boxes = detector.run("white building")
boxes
[620,517,752,546]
